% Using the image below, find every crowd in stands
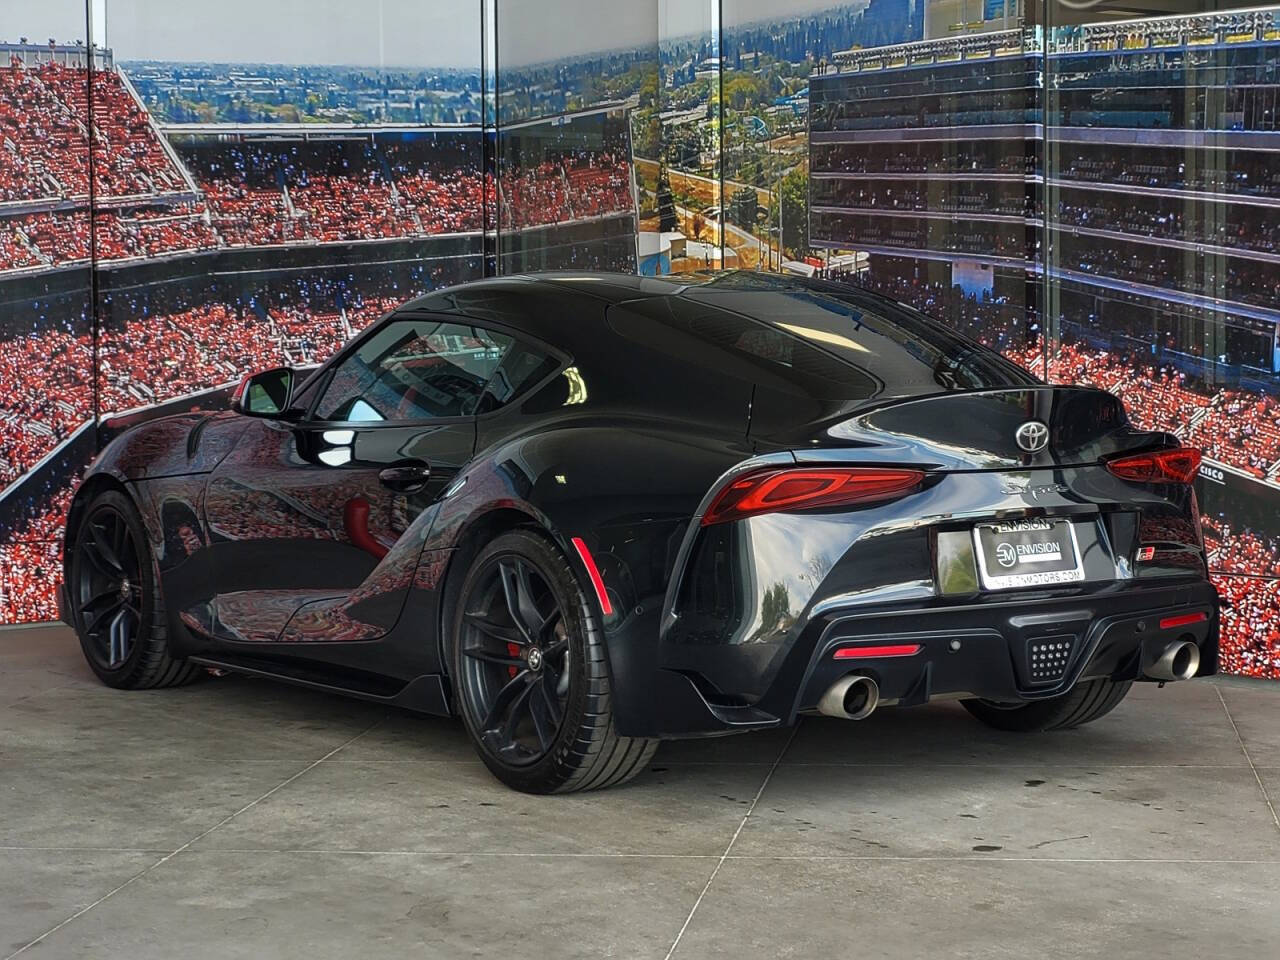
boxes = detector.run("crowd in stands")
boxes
[92,270,447,414]
[813,182,1029,218]
[1063,239,1280,310]
[1,58,186,202]
[811,144,1280,205]
[815,213,1027,259]
[1058,149,1280,200]
[1214,572,1280,679]
[167,137,632,252]
[846,228,1280,311]
[1203,516,1280,679]
[0,448,81,624]
[812,144,1034,177]
[5,207,220,269]
[385,143,488,234]
[2,58,634,275]
[1057,197,1280,256]
[1187,391,1280,478]
[854,268,1280,481]
[0,533,62,623]
[0,325,93,490]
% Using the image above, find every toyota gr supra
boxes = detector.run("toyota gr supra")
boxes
[61,271,1219,793]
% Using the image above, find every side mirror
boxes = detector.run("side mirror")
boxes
[231,367,294,418]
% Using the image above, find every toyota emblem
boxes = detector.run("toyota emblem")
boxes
[1015,420,1049,454]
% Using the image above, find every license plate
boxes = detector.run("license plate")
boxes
[972,518,1084,590]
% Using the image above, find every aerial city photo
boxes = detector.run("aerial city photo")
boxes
[1,0,1278,677]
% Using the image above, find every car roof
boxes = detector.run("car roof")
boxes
[393,270,1035,403]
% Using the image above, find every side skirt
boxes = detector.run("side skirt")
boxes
[187,655,452,716]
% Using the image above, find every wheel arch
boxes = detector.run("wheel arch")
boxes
[62,473,133,582]
[435,505,558,697]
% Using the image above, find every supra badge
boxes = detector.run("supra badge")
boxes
[1015,420,1049,453]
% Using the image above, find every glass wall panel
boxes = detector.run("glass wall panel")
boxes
[719,0,869,275]
[806,0,1044,375]
[88,0,484,445]
[0,0,487,626]
[494,0,651,273]
[0,2,96,622]
[657,0,726,273]
[1043,0,1280,678]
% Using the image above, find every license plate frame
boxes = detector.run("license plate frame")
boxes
[972,518,1085,591]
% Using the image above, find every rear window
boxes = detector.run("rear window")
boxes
[607,299,879,402]
[678,273,1037,399]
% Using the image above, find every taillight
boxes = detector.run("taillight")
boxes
[833,643,922,659]
[1105,446,1201,484]
[701,466,925,526]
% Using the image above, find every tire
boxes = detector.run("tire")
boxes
[68,489,203,690]
[448,529,658,794]
[961,678,1132,732]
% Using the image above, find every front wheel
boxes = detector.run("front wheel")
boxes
[961,678,1132,732]
[449,529,657,793]
[69,490,202,690]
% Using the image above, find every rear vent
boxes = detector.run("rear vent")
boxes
[1026,635,1076,685]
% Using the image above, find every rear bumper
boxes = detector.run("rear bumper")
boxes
[624,577,1218,738]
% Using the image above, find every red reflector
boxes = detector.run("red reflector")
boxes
[833,643,922,660]
[1106,446,1202,484]
[1159,612,1208,630]
[702,466,925,526]
[571,536,614,617]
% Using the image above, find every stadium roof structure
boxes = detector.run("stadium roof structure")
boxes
[158,121,483,137]
[822,28,1036,76]
[821,3,1280,76]
[500,99,634,132]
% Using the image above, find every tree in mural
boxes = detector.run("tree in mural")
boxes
[657,170,678,233]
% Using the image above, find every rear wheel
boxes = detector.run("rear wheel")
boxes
[70,490,202,689]
[449,529,657,793]
[961,678,1132,732]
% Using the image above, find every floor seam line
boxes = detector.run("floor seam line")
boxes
[1214,685,1280,833]
[662,719,802,960]
[2,715,386,960]
[2,680,87,710]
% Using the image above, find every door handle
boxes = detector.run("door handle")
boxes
[378,460,431,494]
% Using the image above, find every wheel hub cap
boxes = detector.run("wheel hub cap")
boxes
[526,646,543,671]
[118,578,131,601]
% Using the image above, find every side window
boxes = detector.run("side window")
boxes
[315,318,511,422]
[475,340,560,414]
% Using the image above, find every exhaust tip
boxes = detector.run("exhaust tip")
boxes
[818,674,880,720]
[1146,640,1201,682]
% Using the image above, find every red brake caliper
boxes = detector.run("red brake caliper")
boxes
[507,642,521,679]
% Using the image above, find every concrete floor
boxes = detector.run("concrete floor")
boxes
[2,624,1279,959]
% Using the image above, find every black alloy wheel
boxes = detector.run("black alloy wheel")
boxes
[457,553,571,765]
[450,529,658,793]
[75,502,145,672]
[70,490,202,689]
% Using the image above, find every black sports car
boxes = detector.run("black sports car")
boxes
[61,271,1219,793]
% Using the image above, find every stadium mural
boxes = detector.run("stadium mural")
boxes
[0,0,641,624]
[1,0,1276,682]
